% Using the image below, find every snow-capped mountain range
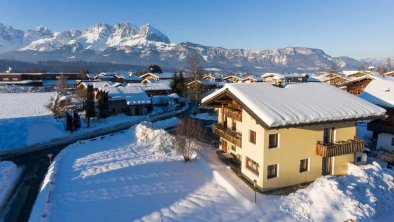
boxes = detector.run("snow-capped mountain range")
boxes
[0,22,375,72]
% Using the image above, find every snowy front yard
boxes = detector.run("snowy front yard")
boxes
[29,119,394,222]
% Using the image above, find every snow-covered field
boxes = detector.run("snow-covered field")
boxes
[0,92,54,119]
[0,161,23,210]
[29,119,394,222]
[0,92,148,153]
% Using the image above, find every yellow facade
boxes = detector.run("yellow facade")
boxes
[217,106,358,192]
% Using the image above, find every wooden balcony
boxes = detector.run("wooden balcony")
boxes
[368,120,394,134]
[316,139,364,157]
[224,107,242,122]
[212,123,242,148]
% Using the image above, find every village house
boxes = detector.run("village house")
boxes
[100,85,151,116]
[0,71,86,87]
[360,79,394,151]
[139,72,174,82]
[201,74,220,82]
[383,71,394,77]
[202,82,385,191]
[186,80,223,100]
[241,75,263,83]
[261,73,308,86]
[223,75,243,83]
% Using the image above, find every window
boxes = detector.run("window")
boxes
[249,130,256,144]
[246,157,259,175]
[12,78,18,81]
[267,164,278,179]
[391,137,394,146]
[231,119,236,131]
[269,134,278,148]
[299,159,309,173]
[231,145,236,151]
[3,78,9,81]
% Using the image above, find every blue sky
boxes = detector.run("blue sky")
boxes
[0,0,392,58]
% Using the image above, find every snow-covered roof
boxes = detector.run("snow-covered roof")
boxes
[202,82,385,128]
[140,72,174,80]
[187,80,219,86]
[127,82,172,91]
[342,70,364,77]
[100,85,151,105]
[360,79,394,108]
[80,81,110,89]
[86,73,96,79]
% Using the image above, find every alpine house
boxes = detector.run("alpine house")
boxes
[202,82,386,191]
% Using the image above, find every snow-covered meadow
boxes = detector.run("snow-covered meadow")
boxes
[0,92,147,153]
[29,119,394,222]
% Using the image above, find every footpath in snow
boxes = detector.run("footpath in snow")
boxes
[29,118,394,222]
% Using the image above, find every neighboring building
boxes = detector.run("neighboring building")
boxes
[0,72,86,86]
[139,72,174,81]
[202,82,385,191]
[384,71,394,77]
[100,85,151,116]
[186,80,223,100]
[337,74,374,95]
[223,75,242,83]
[361,79,394,151]
[202,74,223,82]
[241,75,263,83]
[261,73,308,86]
[136,82,172,96]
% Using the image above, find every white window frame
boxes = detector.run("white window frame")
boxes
[267,163,279,180]
[268,133,280,149]
[299,158,310,173]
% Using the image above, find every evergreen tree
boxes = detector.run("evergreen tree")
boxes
[148,65,163,73]
[73,112,81,129]
[66,112,73,131]
[97,90,109,118]
[177,71,186,96]
[86,85,95,127]
[171,72,179,93]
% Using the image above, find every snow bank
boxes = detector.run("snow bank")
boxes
[135,119,178,157]
[0,161,23,209]
[280,162,394,221]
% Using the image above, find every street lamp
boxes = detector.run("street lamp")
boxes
[253,179,257,203]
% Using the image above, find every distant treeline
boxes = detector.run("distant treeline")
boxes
[0,60,152,74]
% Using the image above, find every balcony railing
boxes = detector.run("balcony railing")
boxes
[316,139,364,157]
[212,123,242,148]
[224,107,242,122]
[368,120,394,134]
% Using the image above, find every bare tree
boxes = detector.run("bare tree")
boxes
[188,54,205,81]
[377,65,386,75]
[56,74,68,95]
[46,94,69,117]
[187,55,205,101]
[173,118,206,162]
